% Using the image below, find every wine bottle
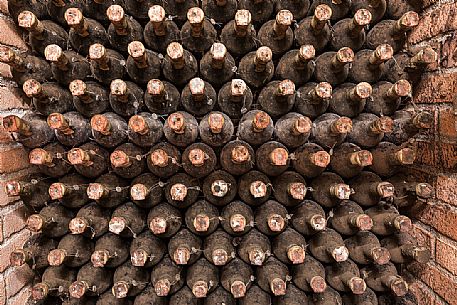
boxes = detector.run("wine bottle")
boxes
[220,140,255,175]
[205,287,236,305]
[239,285,271,305]
[295,82,332,119]
[109,79,144,117]
[163,42,198,86]
[349,171,395,207]
[238,170,272,206]
[347,113,393,148]
[308,228,350,263]
[130,173,163,208]
[181,77,217,116]
[88,44,126,85]
[383,109,433,145]
[69,79,109,118]
[291,255,327,293]
[112,262,149,298]
[126,41,161,86]
[48,173,90,208]
[385,0,422,18]
[328,82,372,118]
[349,45,394,83]
[329,142,373,178]
[17,11,68,55]
[90,112,128,148]
[365,203,412,235]
[311,286,343,305]
[10,235,57,270]
[108,201,146,238]
[169,287,199,305]
[366,11,419,52]
[31,266,76,301]
[272,228,307,264]
[239,0,273,24]
[366,80,412,116]
[181,143,217,178]
[291,143,330,178]
[163,111,199,147]
[369,142,416,177]
[380,233,431,264]
[290,200,327,236]
[202,170,237,206]
[82,0,124,25]
[29,143,71,178]
[150,257,185,296]
[128,113,163,148]
[27,204,73,238]
[199,112,234,147]
[220,10,257,57]
[345,231,391,265]
[147,142,181,178]
[255,200,288,236]
[276,45,315,86]
[91,233,129,268]
[69,263,113,299]
[130,231,166,267]
[47,112,90,147]
[274,113,312,148]
[65,8,109,55]
[47,234,94,267]
[168,229,202,265]
[217,79,254,119]
[181,7,217,53]
[22,79,73,116]
[87,173,129,208]
[314,47,354,86]
[69,202,110,239]
[238,46,274,88]
[44,44,91,86]
[0,45,51,85]
[258,80,296,118]
[237,110,274,145]
[329,200,374,235]
[272,171,307,207]
[204,230,236,266]
[388,176,434,208]
[310,172,352,208]
[294,4,332,53]
[163,0,199,27]
[220,200,254,236]
[185,200,220,236]
[258,10,294,56]
[238,229,271,266]
[351,0,386,23]
[275,284,309,305]
[311,113,352,148]
[47,0,83,26]
[4,175,52,209]
[221,258,253,298]
[8,0,48,22]
[147,202,182,238]
[144,5,181,54]
[256,141,290,176]
[200,43,236,88]
[360,263,409,296]
[325,259,367,294]
[97,291,129,305]
[203,0,237,24]
[106,5,144,52]
[342,287,378,305]
[144,79,180,115]
[67,142,110,178]
[330,9,372,51]
[110,143,146,179]
[124,0,159,23]
[256,257,289,296]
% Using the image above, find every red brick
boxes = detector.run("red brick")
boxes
[0,18,27,50]
[414,71,457,104]
[436,173,457,205]
[0,146,29,174]
[438,142,457,169]
[436,237,457,276]
[5,265,33,298]
[409,281,446,305]
[408,3,457,44]
[0,276,5,305]
[0,87,30,110]
[0,0,7,15]
[0,229,30,273]
[414,140,439,167]
[0,217,3,243]
[438,107,457,142]
[7,286,31,305]
[411,222,436,260]
[417,201,457,240]
[0,63,12,79]
[441,33,457,69]
[2,203,30,240]
[414,140,457,169]
[0,125,13,144]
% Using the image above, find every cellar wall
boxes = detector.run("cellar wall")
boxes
[0,0,456,304]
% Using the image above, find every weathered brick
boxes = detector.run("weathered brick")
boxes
[7,286,31,305]
[0,125,13,144]
[414,140,457,170]
[0,0,7,15]
[411,222,436,260]
[438,107,457,143]
[436,173,457,205]
[440,32,457,69]
[0,229,31,273]
[436,237,457,276]
[0,275,5,305]
[409,281,447,305]
[0,63,12,79]
[0,146,29,174]
[0,86,30,110]
[414,71,457,104]
[417,201,457,240]
[0,18,27,50]
[0,217,3,243]
[5,265,33,298]
[2,203,30,240]
[408,3,457,44]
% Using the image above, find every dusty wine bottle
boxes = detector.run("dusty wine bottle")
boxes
[220,200,254,236]
[47,0,83,26]
[221,258,253,298]
[22,79,73,116]
[169,286,199,305]
[239,0,274,24]
[109,79,144,117]
[134,287,167,305]
[86,172,129,208]
[295,82,332,119]
[272,228,306,264]
[345,231,391,265]
[309,0,349,22]
[29,143,71,178]
[365,203,413,236]
[258,80,296,118]
[238,170,272,206]
[341,287,378,305]
[112,261,149,298]
[330,142,373,178]
[238,46,274,88]
[272,171,307,207]
[366,80,412,116]
[181,77,217,116]
[275,113,312,148]
[311,113,352,148]
[328,82,372,118]
[144,79,181,115]
[147,202,182,238]
[48,173,89,208]
[380,233,431,264]
[325,259,367,295]
[348,113,394,148]
[202,170,237,206]
[388,176,434,208]
[110,143,146,179]
[69,263,113,298]
[330,9,372,52]
[67,142,109,178]
[204,230,236,266]
[199,112,234,147]
[181,7,217,53]
[108,201,146,238]
[144,5,180,53]
[4,175,52,209]
[91,233,129,268]
[217,79,254,119]
[82,0,124,25]
[150,257,185,296]
[255,141,290,176]
[47,112,90,147]
[8,0,48,22]
[69,79,109,118]
[205,287,236,305]
[276,45,315,86]
[238,229,271,266]
[47,234,94,268]
[294,4,332,53]
[69,202,110,239]
[351,0,386,23]
[256,256,289,296]
[349,45,394,83]
[291,143,330,178]
[168,228,202,265]
[310,172,352,208]
[291,255,327,293]
[130,231,166,267]
[128,113,163,148]
[255,200,288,236]
[130,173,163,208]
[329,200,374,235]
[258,10,294,56]
[27,203,73,238]
[349,171,395,207]
[181,143,217,178]
[163,42,198,86]
[147,142,182,178]
[384,109,433,145]
[220,140,255,175]
[106,5,144,52]
[239,285,272,305]
[275,284,309,305]
[10,235,57,270]
[220,10,257,57]
[126,41,161,86]
[88,44,126,85]
[369,142,416,177]
[360,263,409,296]
[200,43,236,87]
[163,0,199,27]
[31,266,76,301]
[314,47,354,86]
[308,228,350,263]
[90,112,128,148]
[163,111,199,147]
[311,286,343,305]
[185,200,220,236]
[203,0,237,24]
[290,200,327,236]
[97,290,130,305]
[237,110,274,146]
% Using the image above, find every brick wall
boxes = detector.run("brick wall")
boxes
[0,0,456,304]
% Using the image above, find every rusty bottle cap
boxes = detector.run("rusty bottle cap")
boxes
[297,45,316,64]
[270,278,287,296]
[330,116,353,134]
[212,248,229,265]
[188,148,206,167]
[69,281,89,299]
[333,47,354,69]
[371,247,391,265]
[250,181,267,198]
[230,214,246,232]
[68,148,93,166]
[332,245,349,262]
[47,249,67,266]
[167,112,186,134]
[349,150,373,167]
[231,79,247,98]
[23,78,43,98]
[49,183,67,200]
[131,183,149,201]
[44,44,69,69]
[131,248,149,267]
[268,214,285,232]
[287,245,306,264]
[231,145,251,164]
[65,8,89,35]
[10,249,28,267]
[310,276,327,293]
[396,11,419,33]
[69,79,88,98]
[292,116,312,135]
[393,215,412,232]
[47,113,74,135]
[129,115,149,135]
[91,114,112,135]
[348,277,367,295]
[312,81,333,101]
[27,214,44,232]
[110,150,131,168]
[193,281,209,298]
[109,216,127,234]
[252,111,271,132]
[369,44,394,65]
[389,276,409,296]
[167,42,185,69]
[231,281,247,298]
[210,43,227,69]
[370,116,394,134]
[170,183,188,201]
[249,248,266,265]
[415,183,434,199]
[412,111,433,129]
[274,10,293,38]
[69,217,90,235]
[277,79,295,97]
[234,10,252,36]
[350,214,374,231]
[107,5,128,35]
[187,7,205,37]
[211,180,229,197]
[349,82,372,101]
[87,183,107,200]
[353,9,372,28]
[189,78,206,101]
[91,250,110,267]
[128,41,148,68]
[147,79,165,97]
[193,214,210,232]
[32,283,49,300]
[112,281,130,298]
[4,181,22,197]
[388,79,412,98]
[329,183,352,199]
[29,148,54,166]
[254,46,273,72]
[288,182,307,200]
[154,279,171,296]
[0,46,17,64]
[149,217,167,235]
[173,247,191,264]
[311,4,332,30]
[89,44,110,70]
[310,214,327,231]
[18,11,44,35]
[150,149,170,167]
[309,151,331,168]
[207,112,225,134]
[110,79,129,101]
[411,47,438,65]
[394,147,416,165]
[148,5,167,36]
[376,182,395,198]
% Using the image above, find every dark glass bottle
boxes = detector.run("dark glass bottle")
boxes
[328,200,374,236]
[220,10,257,57]
[185,200,220,236]
[220,140,255,175]
[4,175,52,209]
[130,173,163,208]
[328,82,372,118]
[256,257,289,296]
[272,171,307,207]
[151,257,185,297]
[369,142,416,177]
[90,112,128,148]
[200,42,236,87]
[106,4,144,52]
[69,263,113,299]
[3,114,54,148]
[168,229,202,265]
[28,143,71,178]
[27,204,73,238]
[112,262,149,298]
[325,259,367,295]
[144,79,181,115]
[48,173,90,209]
[272,228,307,265]
[308,228,350,263]
[180,77,217,116]
[47,111,90,147]
[351,0,386,23]
[47,234,93,268]
[310,172,352,208]
[294,4,332,53]
[291,255,327,293]
[199,112,234,147]
[257,10,294,56]
[274,112,312,148]
[366,80,412,116]
[238,229,271,266]
[329,142,373,178]
[108,201,146,238]
[163,42,198,87]
[204,230,236,266]
[360,263,409,296]
[314,47,354,86]
[254,200,288,236]
[186,258,219,298]
[47,0,83,26]
[384,109,433,145]
[365,203,413,236]
[388,176,434,208]
[88,44,126,85]
[220,200,254,236]
[349,171,395,207]
[128,113,163,148]
[147,202,182,238]
[126,41,161,86]
[291,143,330,178]
[69,202,110,239]
[290,200,327,236]
[164,173,200,208]
[8,0,48,22]
[203,0,238,24]
[349,45,394,83]
[311,113,352,148]
[239,285,271,305]
[276,45,316,86]
[163,0,199,27]
[22,79,73,116]
[237,110,274,146]
[169,287,199,305]
[163,111,199,147]
[91,233,129,268]
[258,80,296,118]
[86,173,129,208]
[144,5,181,53]
[255,141,290,176]
[69,79,109,118]
[109,79,144,117]
[221,258,253,298]
[380,233,431,264]
[67,142,109,179]
[295,82,332,119]
[31,266,76,301]
[218,79,253,119]
[124,0,159,23]
[202,170,238,206]
[82,0,124,25]
[330,9,372,51]
[109,143,146,179]
[238,170,272,206]
[348,113,394,148]
[345,231,392,265]
[238,0,274,24]
[181,7,217,54]
[238,46,274,88]
[10,235,57,271]
[147,142,181,178]
[130,231,166,267]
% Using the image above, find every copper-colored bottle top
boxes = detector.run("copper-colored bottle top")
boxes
[276,9,293,26]
[110,79,128,96]
[336,47,355,63]
[109,216,126,234]
[65,7,84,26]
[91,114,111,134]
[393,215,412,232]
[128,41,145,58]
[47,249,67,266]
[154,279,171,296]
[2,115,25,133]
[147,79,165,95]
[27,214,43,232]
[249,248,266,265]
[348,277,367,295]
[87,183,105,200]
[230,214,247,232]
[211,180,229,197]
[0,46,15,63]
[106,4,125,23]
[69,281,88,299]
[231,280,247,298]
[110,150,131,168]
[314,4,332,21]
[354,82,373,99]
[332,117,353,134]
[187,7,205,24]
[351,150,373,167]
[149,216,167,234]
[288,182,307,200]
[23,79,42,97]
[112,281,130,299]
[188,148,206,166]
[313,82,332,99]
[395,147,416,165]
[212,248,229,265]
[373,44,394,62]
[189,77,206,96]
[32,283,49,300]
[390,277,409,297]
[231,79,247,96]
[393,79,412,97]
[18,11,38,29]
[294,116,312,134]
[67,148,89,165]
[10,249,27,267]
[377,182,395,198]
[48,182,66,200]
[170,183,188,201]
[372,116,394,133]
[270,147,289,166]
[354,214,374,231]
[310,214,327,231]
[131,249,148,267]
[415,47,438,64]
[130,183,149,201]
[299,45,316,61]
[413,111,433,129]
[310,151,331,168]
[252,111,271,131]
[277,80,295,96]
[173,247,191,265]
[192,280,209,298]
[89,44,106,60]
[167,112,186,134]
[330,183,352,200]
[310,276,327,293]
[270,278,287,296]
[193,214,210,232]
[416,183,434,199]
[208,112,225,134]
[235,9,252,26]
[149,5,166,22]
[167,42,184,60]
[150,149,169,167]
[91,250,109,267]
[399,11,419,28]
[69,217,89,235]
[268,214,285,232]
[354,9,372,26]
[44,44,63,62]
[69,79,87,96]
[129,115,148,135]
[332,245,349,262]
[47,113,67,130]
[287,245,306,264]
[256,46,273,63]
[250,181,267,198]
[4,180,21,197]
[210,42,227,60]
[371,247,391,265]
[29,148,52,166]
[231,145,251,163]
